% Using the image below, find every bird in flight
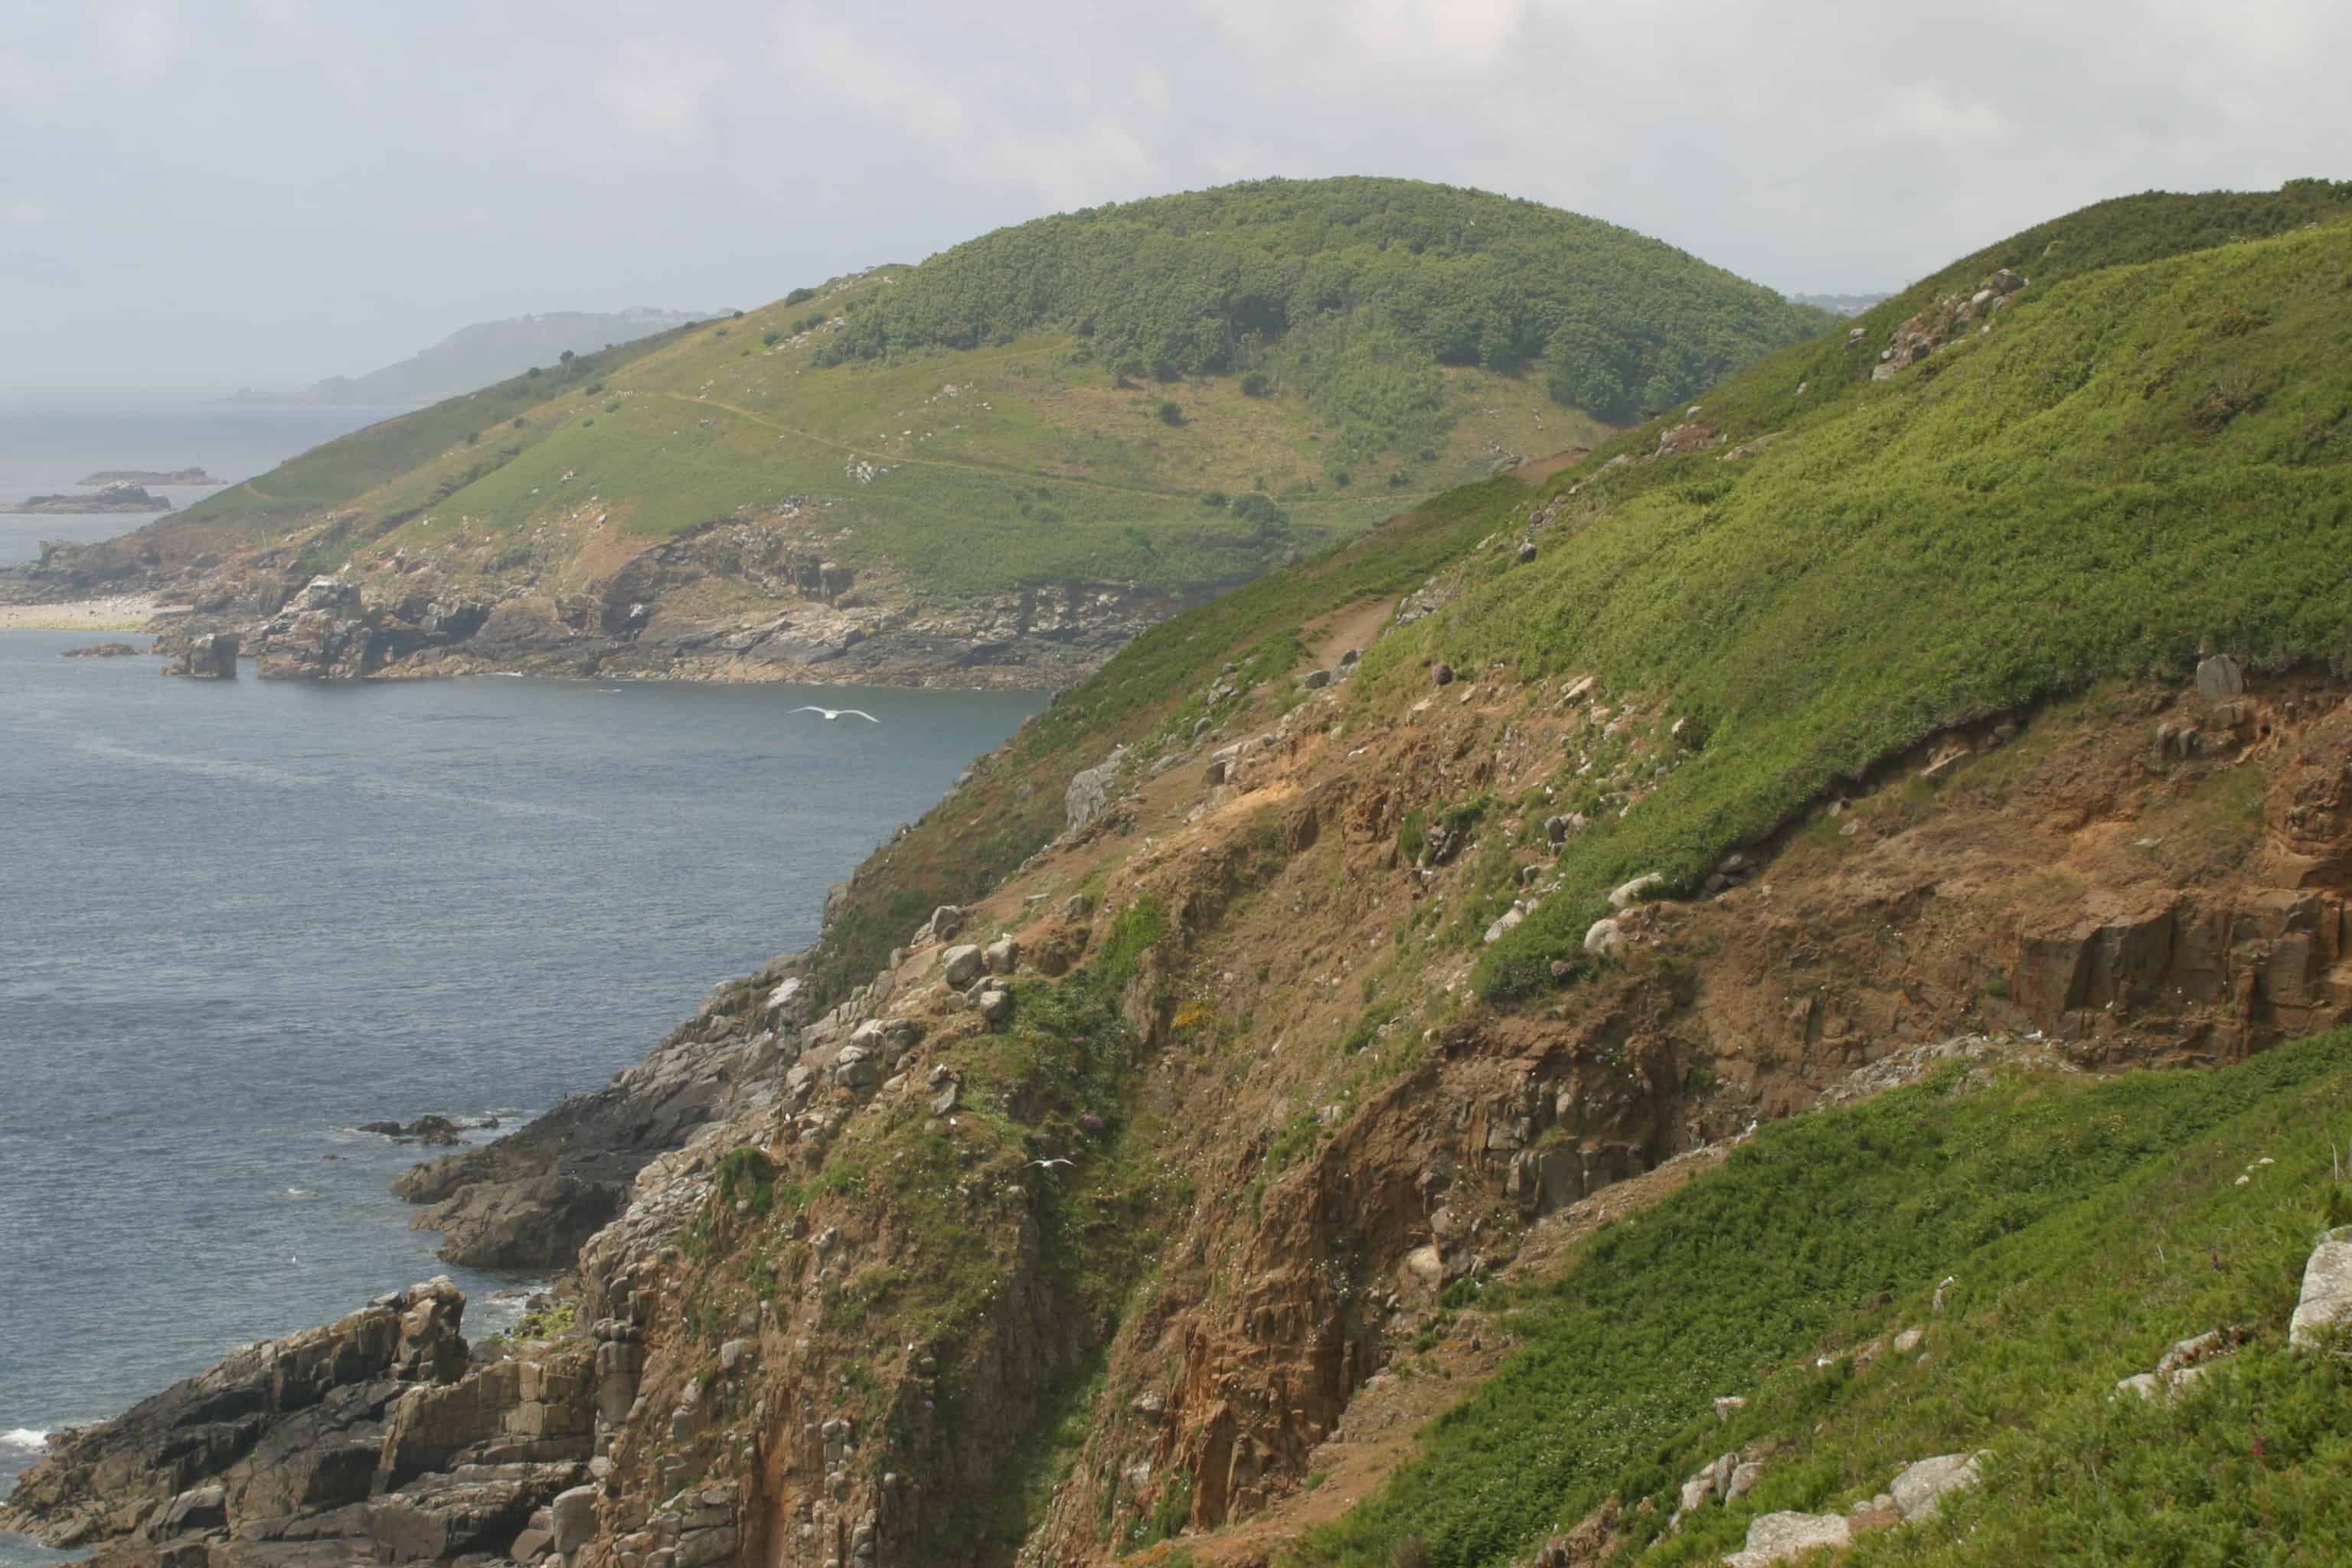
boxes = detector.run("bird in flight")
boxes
[792,705,880,723]
[1025,1156,1074,1173]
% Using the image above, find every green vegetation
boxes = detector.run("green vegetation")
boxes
[1423,198,2352,998]
[820,176,1831,428]
[130,180,1837,613]
[180,329,688,523]
[1293,1030,2352,1568]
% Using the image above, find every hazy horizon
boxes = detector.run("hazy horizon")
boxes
[6,0,2348,389]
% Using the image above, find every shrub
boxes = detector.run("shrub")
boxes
[785,286,817,305]
[1200,490,1228,509]
[1158,400,1185,426]
[763,330,784,347]
[1241,371,1272,397]
[1230,491,1290,539]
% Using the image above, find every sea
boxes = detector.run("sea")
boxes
[0,394,1041,1561]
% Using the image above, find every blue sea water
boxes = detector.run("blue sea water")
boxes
[0,390,406,568]
[0,398,1040,1560]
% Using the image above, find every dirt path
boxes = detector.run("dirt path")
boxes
[1511,446,1593,486]
[1302,596,1395,665]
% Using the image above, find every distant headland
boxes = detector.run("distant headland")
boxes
[76,467,223,486]
[2,482,173,514]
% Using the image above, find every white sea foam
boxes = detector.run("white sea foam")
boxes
[2,1427,50,1451]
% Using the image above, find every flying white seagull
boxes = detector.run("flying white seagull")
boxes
[792,706,880,723]
[1025,1157,1075,1173]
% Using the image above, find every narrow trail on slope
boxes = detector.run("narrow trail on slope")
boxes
[660,390,1194,501]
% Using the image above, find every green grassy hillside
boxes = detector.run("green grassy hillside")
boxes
[1297,1030,2352,1568]
[135,180,1829,625]
[1405,183,2352,998]
[800,179,2352,1006]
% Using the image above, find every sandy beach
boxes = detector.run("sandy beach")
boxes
[0,595,165,632]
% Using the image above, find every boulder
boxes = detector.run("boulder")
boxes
[1484,908,1524,944]
[162,632,239,679]
[1432,662,1455,687]
[1724,1511,1851,1568]
[978,989,1014,1027]
[940,945,985,986]
[2290,1225,2352,1350]
[1299,668,1332,690]
[1888,1452,1982,1521]
[1583,918,1624,956]
[928,904,964,941]
[1402,1246,1446,1293]
[984,936,1021,975]
[2195,654,2245,701]
[1064,750,1125,833]
[1609,872,1667,910]
[832,1045,880,1091]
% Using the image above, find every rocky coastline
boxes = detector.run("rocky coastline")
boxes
[11,528,1204,688]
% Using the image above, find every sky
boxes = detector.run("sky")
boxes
[5,0,2347,389]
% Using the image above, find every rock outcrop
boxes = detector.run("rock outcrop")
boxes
[391,976,789,1269]
[160,632,237,678]
[0,1279,590,1564]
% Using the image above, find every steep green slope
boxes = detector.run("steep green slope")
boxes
[187,328,695,523]
[1384,188,2352,998]
[1295,1031,2352,1568]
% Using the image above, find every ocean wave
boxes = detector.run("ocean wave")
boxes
[2,1427,49,1451]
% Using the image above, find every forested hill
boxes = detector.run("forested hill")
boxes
[822,176,1834,427]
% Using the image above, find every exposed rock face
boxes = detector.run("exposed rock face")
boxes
[62,642,145,658]
[0,1279,544,1562]
[1868,267,2029,381]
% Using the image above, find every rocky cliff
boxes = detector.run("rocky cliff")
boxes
[11,181,2352,1568]
[17,622,2350,1567]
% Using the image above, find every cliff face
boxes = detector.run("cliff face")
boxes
[17,630,2349,1568]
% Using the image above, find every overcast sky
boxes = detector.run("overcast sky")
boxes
[5,0,2345,389]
